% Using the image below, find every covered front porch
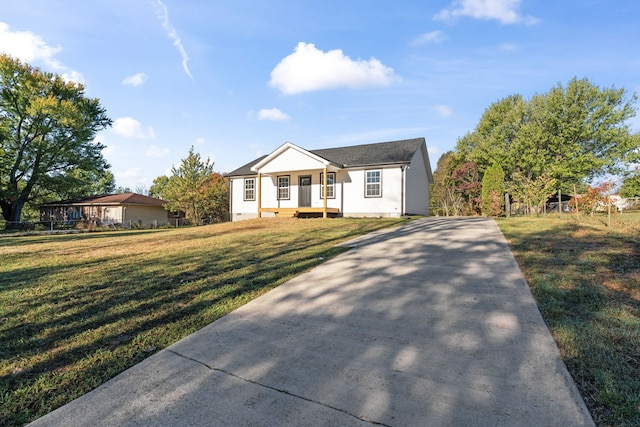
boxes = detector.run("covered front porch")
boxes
[259,207,340,218]
[252,142,343,219]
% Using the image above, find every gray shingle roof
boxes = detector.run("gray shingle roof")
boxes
[227,138,425,176]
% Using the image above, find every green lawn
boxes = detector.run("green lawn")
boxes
[0,217,406,426]
[3,213,639,426]
[498,213,640,427]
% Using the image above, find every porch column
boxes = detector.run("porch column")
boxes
[323,166,328,218]
[257,173,262,218]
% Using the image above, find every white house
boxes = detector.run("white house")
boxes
[227,138,433,221]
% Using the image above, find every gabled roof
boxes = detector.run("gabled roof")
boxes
[40,193,167,207]
[251,141,341,173]
[227,138,426,177]
[310,138,424,167]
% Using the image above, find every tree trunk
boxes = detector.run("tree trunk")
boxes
[1,197,26,229]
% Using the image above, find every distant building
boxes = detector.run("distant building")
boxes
[39,193,179,228]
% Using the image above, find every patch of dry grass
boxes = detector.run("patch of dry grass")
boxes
[0,217,406,426]
[498,213,640,427]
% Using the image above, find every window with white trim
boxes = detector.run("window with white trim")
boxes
[365,169,381,197]
[320,172,335,199]
[277,175,290,200]
[244,178,255,201]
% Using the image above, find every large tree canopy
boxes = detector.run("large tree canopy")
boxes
[456,78,640,187]
[150,147,229,225]
[0,55,112,227]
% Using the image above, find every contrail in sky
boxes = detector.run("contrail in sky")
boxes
[152,0,193,81]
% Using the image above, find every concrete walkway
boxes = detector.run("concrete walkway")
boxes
[29,217,594,426]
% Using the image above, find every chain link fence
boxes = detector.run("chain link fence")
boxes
[2,217,191,232]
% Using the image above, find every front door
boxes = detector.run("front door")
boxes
[299,176,311,207]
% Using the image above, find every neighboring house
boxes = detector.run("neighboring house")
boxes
[39,193,178,228]
[227,138,433,221]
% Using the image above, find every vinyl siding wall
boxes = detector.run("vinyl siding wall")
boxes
[405,148,430,216]
[231,165,419,220]
[341,167,403,217]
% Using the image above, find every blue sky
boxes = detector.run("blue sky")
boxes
[2,0,639,190]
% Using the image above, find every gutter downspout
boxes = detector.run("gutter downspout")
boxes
[401,165,406,217]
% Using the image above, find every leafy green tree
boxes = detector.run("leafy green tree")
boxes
[149,175,169,199]
[156,146,229,225]
[456,78,640,192]
[527,78,638,182]
[115,186,133,194]
[52,169,115,199]
[509,171,557,216]
[481,163,505,216]
[0,55,112,228]
[619,170,640,197]
[456,94,526,179]
[197,172,229,223]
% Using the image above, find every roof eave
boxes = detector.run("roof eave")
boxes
[342,161,412,169]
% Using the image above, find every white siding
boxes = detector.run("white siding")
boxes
[342,167,403,217]
[230,177,260,221]
[405,147,430,216]
[258,149,326,175]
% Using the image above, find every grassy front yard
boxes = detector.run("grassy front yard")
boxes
[498,213,640,427]
[0,217,406,426]
[3,213,639,426]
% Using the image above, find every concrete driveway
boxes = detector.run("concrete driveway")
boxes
[29,217,594,426]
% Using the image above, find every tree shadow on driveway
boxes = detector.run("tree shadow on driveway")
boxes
[29,217,594,426]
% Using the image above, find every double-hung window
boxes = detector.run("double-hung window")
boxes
[320,172,335,199]
[244,178,255,201]
[277,175,290,200]
[365,169,381,197]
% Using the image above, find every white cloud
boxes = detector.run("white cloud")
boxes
[499,43,518,52]
[269,42,397,95]
[195,137,205,146]
[152,0,193,80]
[434,0,539,25]
[434,105,453,118]
[145,145,169,158]
[112,117,155,139]
[122,72,148,87]
[0,22,85,82]
[258,108,291,121]
[412,31,447,46]
[102,144,117,157]
[118,168,143,185]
